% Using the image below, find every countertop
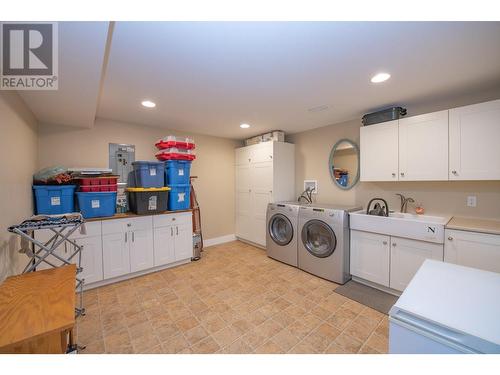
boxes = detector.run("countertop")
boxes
[446,216,500,236]
[86,209,193,222]
[0,265,76,350]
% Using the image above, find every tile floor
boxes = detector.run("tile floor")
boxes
[77,241,388,354]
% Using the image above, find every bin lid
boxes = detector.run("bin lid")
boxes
[126,187,170,192]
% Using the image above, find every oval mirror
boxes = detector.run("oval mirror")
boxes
[329,139,360,190]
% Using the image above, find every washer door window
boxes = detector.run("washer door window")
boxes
[301,219,337,258]
[269,214,294,246]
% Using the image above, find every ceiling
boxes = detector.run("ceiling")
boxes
[18,21,500,138]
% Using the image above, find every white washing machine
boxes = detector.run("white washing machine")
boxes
[297,204,361,284]
[266,202,300,267]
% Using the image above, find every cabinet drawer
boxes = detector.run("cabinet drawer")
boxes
[35,221,101,242]
[153,212,192,228]
[102,216,153,234]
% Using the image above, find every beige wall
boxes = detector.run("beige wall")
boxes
[289,89,500,220]
[0,92,38,282]
[38,118,241,239]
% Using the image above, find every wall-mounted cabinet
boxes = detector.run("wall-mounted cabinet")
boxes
[235,141,295,247]
[449,99,500,180]
[360,99,500,182]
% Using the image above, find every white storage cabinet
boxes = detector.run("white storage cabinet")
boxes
[153,212,193,266]
[350,230,444,292]
[444,229,500,274]
[235,141,295,247]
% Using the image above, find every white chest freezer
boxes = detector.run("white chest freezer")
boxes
[389,259,500,354]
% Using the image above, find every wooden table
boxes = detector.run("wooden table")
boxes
[0,265,76,354]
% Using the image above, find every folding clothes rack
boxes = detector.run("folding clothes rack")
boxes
[8,214,86,318]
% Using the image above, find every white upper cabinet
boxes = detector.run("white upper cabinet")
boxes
[360,120,399,181]
[449,99,500,180]
[398,110,449,181]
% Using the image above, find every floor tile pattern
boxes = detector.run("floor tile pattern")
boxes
[78,241,389,354]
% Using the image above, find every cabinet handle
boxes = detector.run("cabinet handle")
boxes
[248,158,251,162]
[451,170,458,175]
[392,173,396,177]
[269,155,273,159]
[127,223,131,227]
[171,227,173,236]
[132,232,135,242]
[448,236,453,241]
[176,226,179,235]
[125,232,127,243]
[400,172,405,177]
[382,241,387,245]
[392,242,397,247]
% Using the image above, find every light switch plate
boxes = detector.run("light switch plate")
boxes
[304,180,318,194]
[467,195,477,207]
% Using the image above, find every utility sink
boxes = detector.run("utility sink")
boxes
[349,210,451,244]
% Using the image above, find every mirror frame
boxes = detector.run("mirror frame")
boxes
[328,138,360,191]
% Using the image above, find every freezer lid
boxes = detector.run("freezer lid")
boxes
[389,259,500,353]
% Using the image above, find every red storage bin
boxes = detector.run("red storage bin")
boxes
[155,136,195,150]
[79,184,117,192]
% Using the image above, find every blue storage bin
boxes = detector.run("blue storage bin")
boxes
[132,161,165,188]
[76,192,117,219]
[168,184,191,210]
[33,185,76,215]
[165,160,191,185]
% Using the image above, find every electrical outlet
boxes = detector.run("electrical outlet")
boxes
[467,195,477,207]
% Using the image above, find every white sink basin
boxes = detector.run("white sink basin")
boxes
[349,210,450,243]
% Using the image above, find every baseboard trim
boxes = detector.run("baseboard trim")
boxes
[203,234,236,247]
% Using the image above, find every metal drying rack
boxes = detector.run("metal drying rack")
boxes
[8,214,86,318]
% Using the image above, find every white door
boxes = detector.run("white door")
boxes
[251,161,273,246]
[398,110,449,181]
[153,226,176,266]
[102,232,130,279]
[74,236,103,284]
[390,237,443,291]
[449,99,500,180]
[350,230,390,287]
[129,228,154,273]
[235,164,252,240]
[360,120,399,181]
[445,229,500,274]
[174,223,193,261]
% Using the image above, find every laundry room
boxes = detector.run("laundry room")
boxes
[1,2,500,373]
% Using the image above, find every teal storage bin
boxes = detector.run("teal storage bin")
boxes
[168,184,191,210]
[33,185,76,215]
[76,192,116,219]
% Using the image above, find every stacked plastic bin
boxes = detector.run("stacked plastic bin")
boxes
[74,176,119,219]
[155,136,196,211]
[126,161,170,215]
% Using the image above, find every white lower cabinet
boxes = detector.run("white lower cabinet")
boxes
[102,232,130,279]
[444,229,500,274]
[153,212,193,266]
[350,230,390,287]
[389,236,443,291]
[129,228,154,273]
[351,230,444,292]
[74,235,103,284]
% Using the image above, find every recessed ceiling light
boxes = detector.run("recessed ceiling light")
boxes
[371,73,391,83]
[240,123,250,129]
[141,100,156,108]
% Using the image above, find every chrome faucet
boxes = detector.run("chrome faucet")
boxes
[396,193,415,213]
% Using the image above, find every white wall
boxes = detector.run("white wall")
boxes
[0,92,38,282]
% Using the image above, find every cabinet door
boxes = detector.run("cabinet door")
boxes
[251,161,273,246]
[129,228,154,273]
[153,226,176,266]
[235,164,252,240]
[174,223,193,261]
[398,110,449,181]
[235,147,252,165]
[251,142,274,163]
[449,99,500,180]
[350,230,390,287]
[445,229,500,274]
[390,237,443,291]
[102,232,130,279]
[360,120,399,181]
[75,236,103,284]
